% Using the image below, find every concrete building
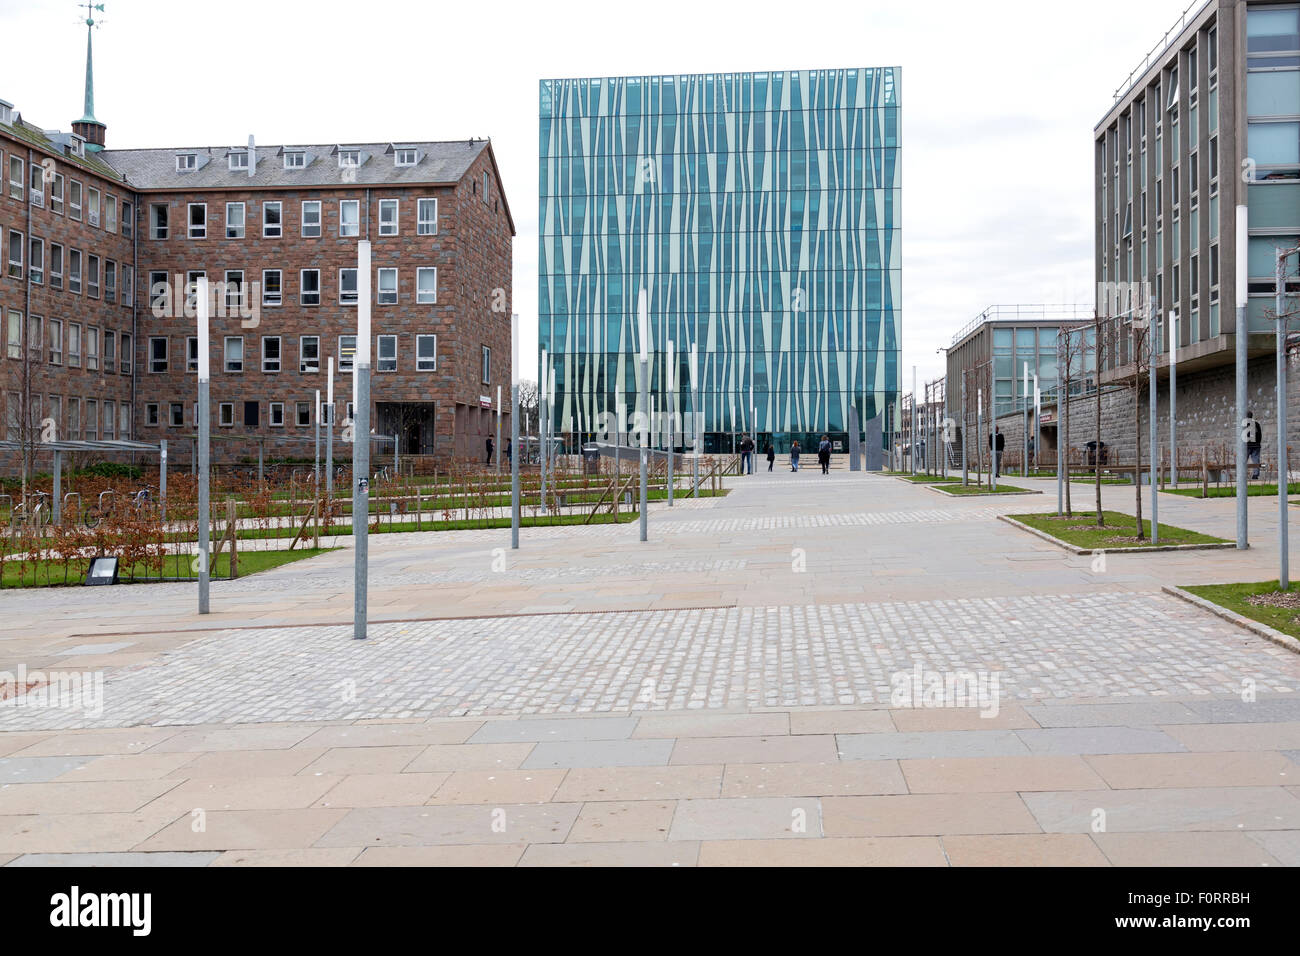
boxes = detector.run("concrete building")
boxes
[0,18,514,473]
[539,68,901,455]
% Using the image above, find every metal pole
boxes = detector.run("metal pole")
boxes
[1148,305,1159,545]
[353,240,372,639]
[496,384,502,477]
[1236,205,1250,550]
[1278,247,1289,589]
[1169,312,1178,488]
[1056,382,1064,515]
[511,313,521,549]
[197,275,211,615]
[961,378,969,486]
[667,340,675,506]
[1023,361,1030,479]
[326,358,334,504]
[976,388,983,488]
[159,439,167,523]
[540,350,548,507]
[691,342,699,496]
[52,449,62,524]
[314,388,320,489]
[639,357,648,542]
[911,366,917,476]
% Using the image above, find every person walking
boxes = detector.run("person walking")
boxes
[1246,410,1262,481]
[766,443,776,472]
[485,435,494,466]
[818,434,832,475]
[989,427,1005,477]
[504,438,512,467]
[740,434,755,475]
[790,439,801,472]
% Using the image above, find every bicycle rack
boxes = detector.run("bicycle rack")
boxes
[98,490,116,509]
[63,492,81,525]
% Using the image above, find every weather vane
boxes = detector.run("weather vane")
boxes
[79,2,105,28]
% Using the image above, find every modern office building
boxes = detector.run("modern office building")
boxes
[539,68,901,454]
[1090,0,1300,462]
[0,19,514,470]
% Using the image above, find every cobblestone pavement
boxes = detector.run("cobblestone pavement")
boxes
[1,471,1298,864]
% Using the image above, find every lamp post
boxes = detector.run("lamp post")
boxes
[1147,303,1159,545]
[1022,361,1030,479]
[911,366,918,476]
[667,339,675,506]
[690,342,699,497]
[352,240,372,640]
[1169,311,1178,488]
[196,276,211,615]
[638,289,650,543]
[539,349,548,507]
[1236,205,1250,550]
[314,387,321,490]
[496,384,502,477]
[326,357,334,505]
[511,313,521,549]
[1278,245,1291,589]
[961,377,969,487]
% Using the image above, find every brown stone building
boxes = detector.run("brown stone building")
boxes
[0,41,514,474]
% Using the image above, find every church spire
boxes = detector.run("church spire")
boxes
[72,3,107,151]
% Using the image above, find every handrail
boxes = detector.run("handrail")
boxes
[1112,0,1214,105]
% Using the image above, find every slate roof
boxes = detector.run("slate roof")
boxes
[101,139,490,191]
[0,116,126,183]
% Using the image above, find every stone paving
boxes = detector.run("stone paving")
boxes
[0,470,1298,865]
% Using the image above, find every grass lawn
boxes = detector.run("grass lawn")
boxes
[1182,581,1300,640]
[1164,482,1300,499]
[1012,511,1227,549]
[0,547,337,589]
[939,483,1032,495]
[235,509,646,541]
[897,474,960,484]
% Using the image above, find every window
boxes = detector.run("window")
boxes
[104,260,116,303]
[28,237,43,285]
[146,403,160,427]
[262,269,282,306]
[122,266,133,308]
[416,267,437,303]
[302,200,322,237]
[176,153,197,172]
[224,336,244,373]
[300,269,321,305]
[224,270,245,312]
[283,150,305,169]
[102,401,114,439]
[85,400,97,440]
[149,271,168,312]
[378,268,398,304]
[86,327,99,371]
[228,150,249,171]
[106,195,117,233]
[339,200,360,237]
[188,203,206,239]
[27,315,41,361]
[395,148,417,166]
[69,180,82,220]
[226,202,245,239]
[150,203,169,239]
[481,346,491,383]
[120,332,131,374]
[29,162,43,207]
[122,201,133,238]
[170,403,184,427]
[300,335,320,372]
[269,402,284,427]
[87,187,100,226]
[48,318,62,366]
[119,402,131,441]
[103,330,116,372]
[68,323,81,366]
[51,173,64,215]
[338,149,360,168]
[49,397,62,439]
[87,255,100,298]
[338,334,356,372]
[379,199,398,235]
[149,337,168,373]
[296,402,311,426]
[416,334,437,371]
[417,198,438,235]
[262,336,281,372]
[7,155,22,199]
[219,403,234,427]
[68,398,81,439]
[186,271,205,313]
[339,268,358,305]
[244,401,261,430]
[263,201,282,238]
[187,336,198,372]
[68,249,81,294]
[377,334,397,372]
[482,171,490,204]
[6,230,22,278]
[5,310,19,359]
[49,244,63,289]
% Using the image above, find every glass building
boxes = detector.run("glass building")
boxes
[538,68,901,453]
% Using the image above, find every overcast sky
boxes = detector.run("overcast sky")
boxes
[0,0,1197,389]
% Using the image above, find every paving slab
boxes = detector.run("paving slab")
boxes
[552,765,724,802]
[670,735,838,766]
[1245,829,1300,866]
[54,752,197,781]
[941,834,1110,867]
[900,756,1107,794]
[1184,699,1300,724]
[137,808,347,851]
[1162,722,1300,752]
[787,710,895,735]
[0,779,181,814]
[469,717,639,744]
[0,812,181,854]
[350,845,524,866]
[315,803,582,847]
[404,744,536,773]
[1093,832,1283,866]
[5,851,218,867]
[313,773,450,808]
[427,770,566,806]
[1022,787,1300,832]
[1085,751,1297,789]
[520,841,700,867]
[567,801,676,843]
[210,848,361,867]
[522,739,674,770]
[721,760,906,798]
[836,730,1030,761]
[0,755,91,784]
[1024,701,1201,727]
[888,705,1040,732]
[1015,727,1187,755]
[668,797,822,841]
[697,836,947,867]
[143,776,342,814]
[296,722,482,749]
[821,793,1041,837]
[633,713,789,739]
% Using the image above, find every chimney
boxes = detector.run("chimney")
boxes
[247,133,256,177]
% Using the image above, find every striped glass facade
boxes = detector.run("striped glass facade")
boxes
[538,68,901,452]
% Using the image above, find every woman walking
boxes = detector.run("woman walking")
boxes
[818,435,832,475]
[766,443,776,472]
[790,440,801,472]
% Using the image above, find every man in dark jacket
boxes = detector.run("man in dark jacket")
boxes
[818,435,832,475]
[485,436,494,465]
[990,428,1005,477]
[1246,411,1262,480]
[740,435,755,474]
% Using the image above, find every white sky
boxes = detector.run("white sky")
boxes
[0,0,1197,390]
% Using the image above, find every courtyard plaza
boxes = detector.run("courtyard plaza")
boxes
[0,467,1297,866]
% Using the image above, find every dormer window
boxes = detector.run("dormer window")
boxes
[228,151,249,171]
[395,148,417,167]
[338,149,361,168]
[67,136,85,158]
[176,153,197,172]
[0,102,13,126]
[283,150,305,169]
